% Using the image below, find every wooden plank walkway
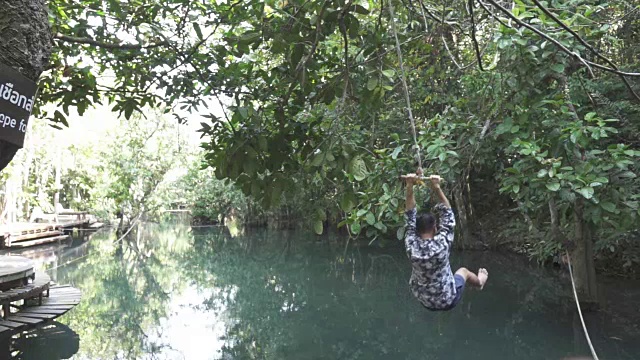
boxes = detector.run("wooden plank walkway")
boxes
[0,285,81,337]
[0,256,81,338]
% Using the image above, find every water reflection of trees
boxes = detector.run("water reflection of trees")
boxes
[180,228,460,359]
[55,222,194,359]
[181,228,606,360]
[44,221,636,359]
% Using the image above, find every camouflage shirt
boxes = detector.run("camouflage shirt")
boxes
[403,203,457,310]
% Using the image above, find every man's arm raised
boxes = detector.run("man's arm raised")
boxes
[428,175,451,208]
[429,175,455,244]
[403,168,423,211]
[402,169,422,241]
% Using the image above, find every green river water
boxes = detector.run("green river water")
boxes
[1,219,639,359]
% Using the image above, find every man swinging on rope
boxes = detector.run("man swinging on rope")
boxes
[402,168,488,311]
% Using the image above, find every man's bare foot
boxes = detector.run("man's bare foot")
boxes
[478,268,489,290]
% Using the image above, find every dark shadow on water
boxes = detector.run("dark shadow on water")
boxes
[0,322,79,360]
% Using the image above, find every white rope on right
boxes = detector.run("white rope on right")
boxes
[387,0,422,168]
[566,251,600,360]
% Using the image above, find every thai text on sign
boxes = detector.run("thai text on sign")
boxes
[0,63,38,148]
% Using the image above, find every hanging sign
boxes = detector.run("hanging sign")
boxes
[0,63,38,148]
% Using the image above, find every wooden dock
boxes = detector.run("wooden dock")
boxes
[37,211,93,230]
[0,284,81,336]
[0,256,81,338]
[0,211,103,249]
[0,223,69,250]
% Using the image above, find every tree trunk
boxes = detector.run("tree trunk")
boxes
[53,144,61,220]
[0,0,52,172]
[571,198,599,308]
[554,72,599,307]
[548,198,562,242]
[22,130,33,217]
[453,184,472,249]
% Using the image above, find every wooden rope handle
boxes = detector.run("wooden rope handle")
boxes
[399,175,444,181]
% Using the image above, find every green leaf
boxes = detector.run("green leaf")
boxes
[243,158,257,175]
[349,157,368,181]
[53,110,69,127]
[351,4,369,14]
[367,78,378,91]
[313,220,323,235]
[238,107,249,119]
[551,64,565,73]
[537,169,548,178]
[396,226,405,240]
[513,184,520,194]
[316,208,327,221]
[356,209,367,217]
[601,202,616,213]
[240,31,261,43]
[311,153,324,166]
[258,136,268,151]
[347,15,360,38]
[193,22,203,40]
[350,221,361,234]
[570,131,580,144]
[291,43,305,66]
[340,194,355,212]
[374,222,386,232]
[382,69,395,79]
[390,146,402,160]
[365,212,375,225]
[124,103,134,120]
[546,182,561,191]
[576,187,594,199]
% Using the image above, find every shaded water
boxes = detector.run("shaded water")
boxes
[2,220,640,359]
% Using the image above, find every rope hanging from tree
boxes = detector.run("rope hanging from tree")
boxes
[566,251,600,360]
[387,0,422,169]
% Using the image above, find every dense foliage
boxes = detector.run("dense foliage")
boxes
[0,108,192,226]
[9,0,640,291]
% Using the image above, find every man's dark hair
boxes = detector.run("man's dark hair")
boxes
[416,213,437,236]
